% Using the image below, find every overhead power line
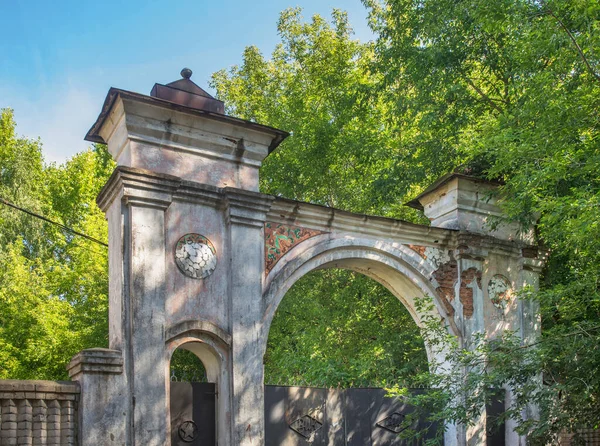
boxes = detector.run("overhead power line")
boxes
[0,196,108,248]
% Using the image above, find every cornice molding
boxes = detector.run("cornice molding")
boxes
[165,320,231,347]
[268,197,457,247]
[97,166,181,212]
[224,188,274,228]
[67,348,123,379]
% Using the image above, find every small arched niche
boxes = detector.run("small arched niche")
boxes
[169,342,218,446]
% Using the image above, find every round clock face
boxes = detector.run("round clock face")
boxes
[175,233,217,279]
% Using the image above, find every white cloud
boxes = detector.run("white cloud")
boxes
[1,83,103,164]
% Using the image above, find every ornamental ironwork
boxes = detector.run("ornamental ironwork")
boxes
[178,420,199,442]
[289,414,323,439]
[376,412,408,434]
[175,233,217,279]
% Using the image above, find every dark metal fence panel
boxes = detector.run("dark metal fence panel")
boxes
[170,382,216,446]
[264,386,340,445]
[485,394,506,446]
[265,385,437,446]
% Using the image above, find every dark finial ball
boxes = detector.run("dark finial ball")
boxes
[181,68,192,79]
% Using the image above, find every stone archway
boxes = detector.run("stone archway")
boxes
[261,234,460,365]
[260,234,460,445]
[71,72,542,446]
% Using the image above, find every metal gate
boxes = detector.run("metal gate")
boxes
[169,384,504,445]
[264,385,438,445]
[170,382,216,445]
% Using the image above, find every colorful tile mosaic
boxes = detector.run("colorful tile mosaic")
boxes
[264,222,323,275]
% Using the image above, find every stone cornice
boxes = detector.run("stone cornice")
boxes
[97,166,181,212]
[85,88,289,154]
[224,188,274,228]
[0,379,80,395]
[455,232,536,260]
[96,169,541,263]
[174,180,223,207]
[67,348,124,379]
[268,197,457,247]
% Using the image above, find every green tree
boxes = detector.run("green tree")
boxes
[0,108,113,379]
[212,9,430,388]
[211,8,432,220]
[265,270,427,388]
[365,0,600,440]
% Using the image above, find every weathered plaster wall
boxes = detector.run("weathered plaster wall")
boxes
[71,83,543,446]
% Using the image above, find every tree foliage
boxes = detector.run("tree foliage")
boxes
[211,8,430,220]
[0,108,112,379]
[265,270,427,388]
[365,0,600,441]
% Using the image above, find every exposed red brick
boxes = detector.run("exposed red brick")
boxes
[408,244,427,259]
[521,247,538,259]
[459,267,482,319]
[432,254,458,316]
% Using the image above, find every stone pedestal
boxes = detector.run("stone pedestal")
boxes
[67,349,125,445]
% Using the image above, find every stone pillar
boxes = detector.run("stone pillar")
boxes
[67,349,125,445]
[225,189,274,446]
[502,253,544,445]
[455,243,486,446]
[81,70,287,445]
[94,169,178,445]
[410,173,543,445]
[125,194,172,446]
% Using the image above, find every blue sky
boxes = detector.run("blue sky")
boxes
[0,0,373,163]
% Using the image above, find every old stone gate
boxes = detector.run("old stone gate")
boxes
[1,69,543,445]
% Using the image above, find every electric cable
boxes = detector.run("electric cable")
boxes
[0,196,108,248]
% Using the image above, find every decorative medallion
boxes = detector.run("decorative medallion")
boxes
[175,233,217,279]
[488,275,513,309]
[264,223,323,275]
[289,414,323,439]
[376,412,408,434]
[178,420,199,442]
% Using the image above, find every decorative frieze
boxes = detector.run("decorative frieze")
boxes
[264,222,322,274]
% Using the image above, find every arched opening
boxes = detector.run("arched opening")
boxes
[261,236,457,444]
[170,348,208,383]
[265,268,428,388]
[261,236,458,362]
[169,342,217,446]
[165,322,232,445]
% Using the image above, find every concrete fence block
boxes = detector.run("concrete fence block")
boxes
[0,381,80,445]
